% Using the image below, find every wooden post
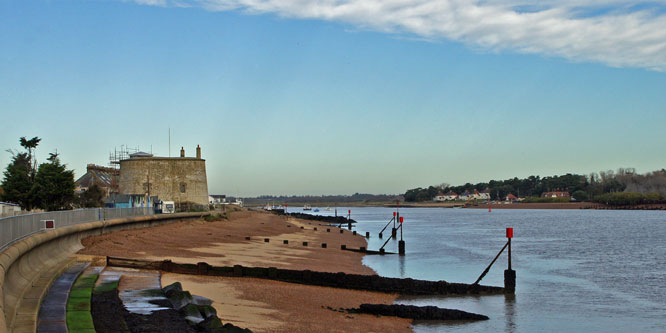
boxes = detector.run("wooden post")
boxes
[504,227,515,294]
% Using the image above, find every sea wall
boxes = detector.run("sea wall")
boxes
[0,212,209,332]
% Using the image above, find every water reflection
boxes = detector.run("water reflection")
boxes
[323,207,666,332]
[504,294,516,332]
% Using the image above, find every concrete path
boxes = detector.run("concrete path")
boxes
[36,262,89,333]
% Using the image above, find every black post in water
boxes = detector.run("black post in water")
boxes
[365,231,370,238]
[393,202,399,239]
[504,227,515,294]
[398,216,405,256]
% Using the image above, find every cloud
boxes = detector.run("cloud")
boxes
[130,0,666,71]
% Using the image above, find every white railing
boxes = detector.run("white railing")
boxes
[0,207,155,251]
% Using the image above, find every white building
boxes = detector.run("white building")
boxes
[0,202,22,218]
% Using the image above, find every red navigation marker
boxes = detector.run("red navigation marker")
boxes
[399,217,404,223]
[348,210,351,214]
[506,227,513,238]
[393,212,396,217]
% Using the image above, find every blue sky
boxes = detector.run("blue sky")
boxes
[1,0,666,196]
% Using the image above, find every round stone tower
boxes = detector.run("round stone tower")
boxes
[119,146,209,208]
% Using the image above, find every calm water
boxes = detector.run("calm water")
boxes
[304,207,666,332]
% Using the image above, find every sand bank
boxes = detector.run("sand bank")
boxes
[80,210,412,331]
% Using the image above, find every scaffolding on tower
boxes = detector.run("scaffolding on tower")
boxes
[108,145,139,195]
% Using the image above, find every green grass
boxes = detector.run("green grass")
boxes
[67,273,99,332]
[69,288,93,299]
[66,298,90,311]
[66,311,95,329]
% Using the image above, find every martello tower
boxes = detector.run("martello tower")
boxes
[118,145,209,208]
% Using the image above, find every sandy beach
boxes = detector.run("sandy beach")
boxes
[79,209,412,332]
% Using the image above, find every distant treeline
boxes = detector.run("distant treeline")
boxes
[242,193,401,205]
[404,168,666,205]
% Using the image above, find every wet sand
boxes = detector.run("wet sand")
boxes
[80,209,372,274]
[162,273,411,333]
[79,209,412,332]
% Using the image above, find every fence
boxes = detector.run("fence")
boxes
[0,207,154,251]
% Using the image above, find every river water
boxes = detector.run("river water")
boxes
[304,207,665,332]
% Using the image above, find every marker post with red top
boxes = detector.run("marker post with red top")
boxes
[504,227,516,294]
[347,210,352,230]
[398,216,405,255]
[392,201,399,239]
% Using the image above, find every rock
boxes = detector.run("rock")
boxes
[195,316,223,330]
[180,303,205,324]
[351,303,489,321]
[168,290,194,310]
[162,282,183,297]
[192,295,213,306]
[197,304,218,319]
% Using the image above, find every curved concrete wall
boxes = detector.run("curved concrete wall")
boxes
[0,212,209,332]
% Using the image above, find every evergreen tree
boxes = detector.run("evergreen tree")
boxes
[1,136,41,209]
[32,153,75,211]
[1,152,34,208]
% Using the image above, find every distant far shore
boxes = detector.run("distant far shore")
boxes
[263,201,666,210]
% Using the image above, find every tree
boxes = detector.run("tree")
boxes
[77,184,105,208]
[571,190,589,202]
[1,136,41,210]
[1,152,34,208]
[32,154,75,211]
[20,136,41,170]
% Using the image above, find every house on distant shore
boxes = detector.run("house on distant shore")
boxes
[471,189,491,200]
[444,191,459,201]
[541,191,570,198]
[477,189,491,200]
[505,193,518,202]
[459,191,471,201]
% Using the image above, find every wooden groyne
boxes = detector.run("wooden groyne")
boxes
[106,257,503,296]
[274,211,358,225]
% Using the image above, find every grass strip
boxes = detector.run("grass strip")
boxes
[67,272,99,331]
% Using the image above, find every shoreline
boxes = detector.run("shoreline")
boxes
[263,201,666,210]
[78,209,413,332]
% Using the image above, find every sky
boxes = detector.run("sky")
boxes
[1,0,665,196]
